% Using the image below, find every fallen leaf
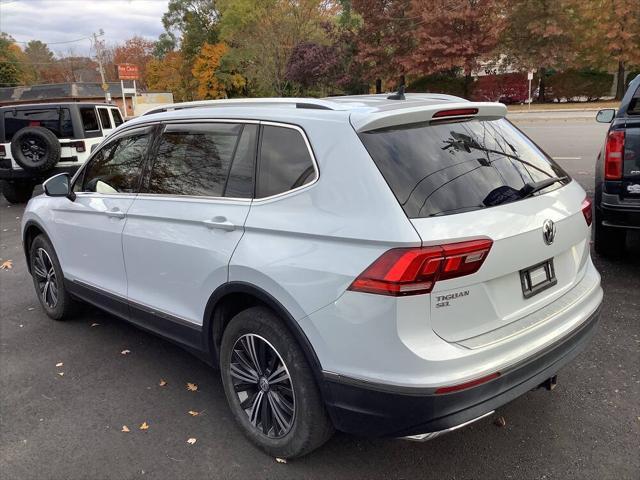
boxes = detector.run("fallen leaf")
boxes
[186,438,197,445]
[57,372,64,377]
[159,379,167,387]
[139,422,149,430]
[121,349,131,355]
[494,416,506,428]
[186,383,198,392]
[91,323,100,327]
[187,410,199,417]
[0,260,13,270]
[121,425,130,433]
[275,457,287,464]
[55,362,63,367]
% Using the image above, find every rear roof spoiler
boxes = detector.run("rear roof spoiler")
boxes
[352,102,507,132]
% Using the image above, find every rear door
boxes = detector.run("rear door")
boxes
[122,121,257,337]
[359,117,591,343]
[621,82,640,196]
[96,106,115,137]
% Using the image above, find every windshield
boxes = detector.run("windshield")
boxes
[359,118,569,218]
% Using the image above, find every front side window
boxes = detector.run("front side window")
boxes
[97,108,112,130]
[81,129,150,194]
[146,123,243,197]
[256,125,316,198]
[359,118,569,218]
[80,107,100,132]
[3,108,73,140]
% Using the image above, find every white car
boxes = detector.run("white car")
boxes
[0,102,124,203]
[21,94,603,458]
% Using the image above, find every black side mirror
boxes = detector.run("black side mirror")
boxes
[596,109,615,123]
[43,173,75,200]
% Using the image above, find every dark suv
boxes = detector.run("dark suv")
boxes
[594,74,640,255]
[0,102,123,204]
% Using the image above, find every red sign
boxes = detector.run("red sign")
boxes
[117,64,139,80]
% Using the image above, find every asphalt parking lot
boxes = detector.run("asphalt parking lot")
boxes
[1,118,639,480]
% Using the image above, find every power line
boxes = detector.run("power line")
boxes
[11,36,92,45]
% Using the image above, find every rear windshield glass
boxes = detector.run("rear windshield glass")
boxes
[3,108,73,141]
[359,118,569,218]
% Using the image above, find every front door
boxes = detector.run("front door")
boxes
[53,126,153,315]
[122,122,257,344]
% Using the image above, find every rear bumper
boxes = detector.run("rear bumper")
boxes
[322,305,600,438]
[600,192,640,229]
[0,164,80,182]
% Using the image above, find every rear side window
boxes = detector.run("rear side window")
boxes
[80,107,100,132]
[112,108,124,127]
[97,109,112,129]
[256,125,316,198]
[146,123,242,197]
[3,108,73,141]
[81,129,150,194]
[359,119,568,218]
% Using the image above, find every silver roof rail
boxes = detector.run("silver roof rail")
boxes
[142,98,347,116]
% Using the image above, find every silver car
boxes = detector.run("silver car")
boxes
[22,94,603,458]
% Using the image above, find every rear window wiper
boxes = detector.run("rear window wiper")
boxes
[519,176,568,198]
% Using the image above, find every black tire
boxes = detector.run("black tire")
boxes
[1,180,35,204]
[29,234,77,320]
[11,126,61,172]
[594,211,626,257]
[220,306,334,459]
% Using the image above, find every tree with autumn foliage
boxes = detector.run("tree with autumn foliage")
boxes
[0,33,30,86]
[402,0,507,98]
[352,0,411,93]
[574,0,640,99]
[192,42,246,99]
[500,0,579,101]
[113,36,156,89]
[146,51,193,101]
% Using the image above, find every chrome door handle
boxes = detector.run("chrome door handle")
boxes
[106,208,125,219]
[203,217,236,231]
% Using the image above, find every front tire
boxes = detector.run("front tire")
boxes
[220,306,334,459]
[29,234,77,320]
[1,180,35,204]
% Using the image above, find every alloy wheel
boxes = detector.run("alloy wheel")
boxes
[33,248,58,308]
[229,333,295,438]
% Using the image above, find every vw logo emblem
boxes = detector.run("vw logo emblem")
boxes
[542,219,556,245]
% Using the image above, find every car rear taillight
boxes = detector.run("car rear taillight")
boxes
[348,239,493,296]
[72,141,86,152]
[432,108,479,118]
[0,145,5,157]
[604,130,625,180]
[581,197,593,226]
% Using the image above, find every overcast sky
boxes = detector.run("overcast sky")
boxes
[0,0,169,56]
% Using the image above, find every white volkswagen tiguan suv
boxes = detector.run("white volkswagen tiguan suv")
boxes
[21,94,603,458]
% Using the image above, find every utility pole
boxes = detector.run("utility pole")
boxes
[92,30,109,103]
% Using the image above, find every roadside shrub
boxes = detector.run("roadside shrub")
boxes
[471,73,528,103]
[547,69,613,101]
[407,72,467,98]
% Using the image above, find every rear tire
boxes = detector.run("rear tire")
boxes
[220,306,334,459]
[29,234,78,320]
[594,210,626,257]
[1,180,35,204]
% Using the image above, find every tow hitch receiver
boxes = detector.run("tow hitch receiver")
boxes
[540,375,558,391]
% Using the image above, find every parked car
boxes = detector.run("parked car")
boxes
[594,74,640,255]
[0,102,124,204]
[21,94,602,458]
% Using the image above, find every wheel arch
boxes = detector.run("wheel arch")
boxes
[22,219,50,275]
[203,282,325,389]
